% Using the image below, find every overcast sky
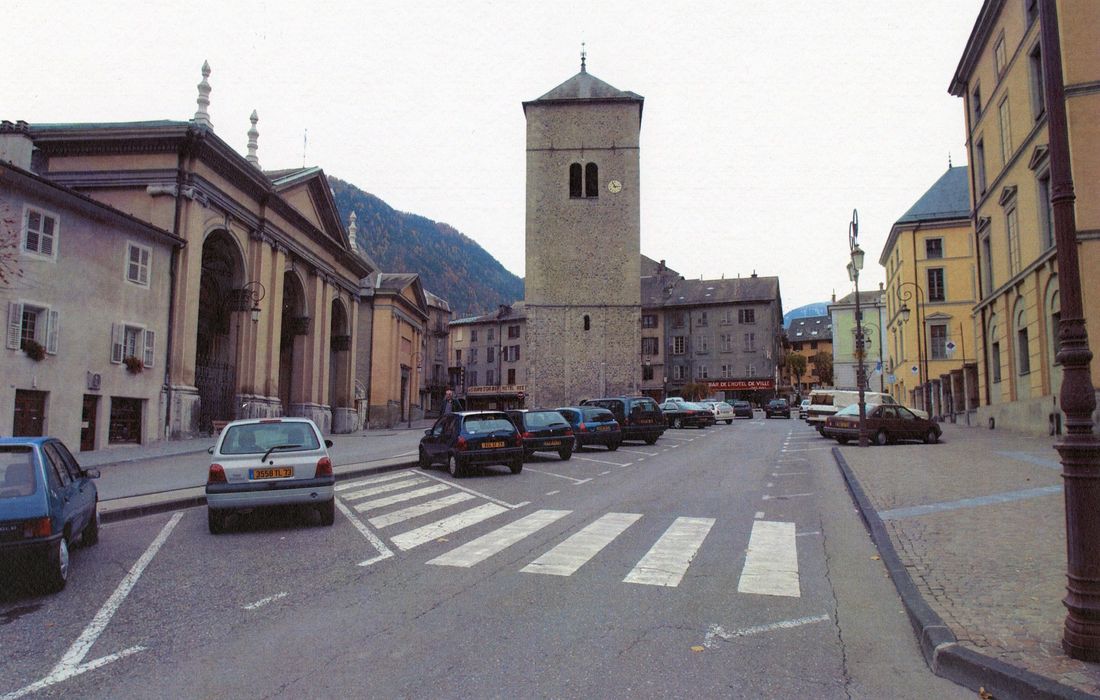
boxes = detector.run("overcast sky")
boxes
[8,0,983,313]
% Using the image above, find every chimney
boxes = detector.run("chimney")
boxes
[0,120,34,170]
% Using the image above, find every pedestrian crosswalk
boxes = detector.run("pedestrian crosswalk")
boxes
[336,470,804,594]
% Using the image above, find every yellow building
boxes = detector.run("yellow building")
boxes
[950,0,1100,434]
[782,315,833,396]
[879,166,979,419]
[364,273,428,428]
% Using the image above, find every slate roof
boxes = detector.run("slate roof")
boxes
[450,302,526,326]
[786,314,833,342]
[895,166,970,225]
[373,272,419,292]
[424,290,451,313]
[532,70,643,102]
[831,290,884,307]
[642,271,781,309]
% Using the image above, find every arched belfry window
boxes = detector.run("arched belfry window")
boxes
[569,163,583,198]
[585,163,599,198]
[583,315,591,331]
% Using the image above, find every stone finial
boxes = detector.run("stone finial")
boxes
[246,110,260,167]
[348,211,358,248]
[194,61,213,128]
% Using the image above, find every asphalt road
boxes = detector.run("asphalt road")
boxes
[0,417,971,699]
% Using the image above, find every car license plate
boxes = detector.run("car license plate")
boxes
[596,426,610,431]
[482,441,505,448]
[638,419,652,425]
[251,467,293,479]
[545,440,561,446]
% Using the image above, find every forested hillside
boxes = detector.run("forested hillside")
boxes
[329,177,524,317]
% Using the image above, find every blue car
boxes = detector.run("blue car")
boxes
[0,437,100,592]
[555,406,622,451]
[419,411,525,478]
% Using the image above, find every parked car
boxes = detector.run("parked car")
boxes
[507,409,575,461]
[0,437,100,591]
[823,403,942,445]
[660,400,711,429]
[807,389,927,433]
[701,401,735,424]
[206,418,336,533]
[581,396,666,444]
[556,406,622,451]
[765,398,791,418]
[420,411,524,477]
[799,399,811,419]
[731,400,754,419]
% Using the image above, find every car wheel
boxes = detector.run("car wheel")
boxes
[607,441,620,451]
[510,457,523,474]
[573,437,582,452]
[836,437,849,445]
[559,448,572,461]
[874,429,889,447]
[42,535,70,592]
[644,436,658,445]
[81,507,100,547]
[924,428,939,444]
[208,509,227,535]
[672,418,683,429]
[318,499,336,526]
[418,447,432,470]
[725,419,733,425]
[448,454,465,479]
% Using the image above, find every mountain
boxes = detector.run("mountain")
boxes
[328,177,524,317]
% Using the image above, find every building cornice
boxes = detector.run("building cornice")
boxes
[949,0,1007,96]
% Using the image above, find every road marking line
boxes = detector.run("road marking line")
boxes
[772,472,809,476]
[796,530,821,537]
[546,490,561,496]
[523,467,591,484]
[391,503,509,551]
[417,471,529,509]
[243,592,288,611]
[368,492,475,528]
[522,512,642,577]
[573,455,629,466]
[737,520,800,597]
[599,470,611,476]
[336,470,415,491]
[340,477,428,500]
[754,511,765,519]
[427,510,572,568]
[766,482,774,488]
[624,517,715,587]
[351,484,449,512]
[659,435,694,441]
[780,447,833,452]
[879,485,1062,520]
[3,512,184,700]
[618,448,660,456]
[340,499,395,566]
[762,492,815,500]
[704,614,830,648]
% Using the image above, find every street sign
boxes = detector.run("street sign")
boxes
[911,365,919,375]
[945,340,957,356]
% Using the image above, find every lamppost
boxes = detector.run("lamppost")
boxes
[232,281,265,419]
[896,281,931,414]
[861,322,885,393]
[1039,0,1100,661]
[847,209,868,447]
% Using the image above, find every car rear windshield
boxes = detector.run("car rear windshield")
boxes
[221,422,320,454]
[632,399,659,413]
[524,411,569,428]
[0,446,37,498]
[811,394,833,405]
[463,417,515,434]
[583,408,615,422]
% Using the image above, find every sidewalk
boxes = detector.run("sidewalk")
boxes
[834,422,1100,698]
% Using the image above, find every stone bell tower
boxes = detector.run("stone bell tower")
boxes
[523,53,643,407]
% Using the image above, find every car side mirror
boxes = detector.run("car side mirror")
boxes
[84,468,101,479]
[325,439,334,448]
[207,446,215,454]
[424,429,432,436]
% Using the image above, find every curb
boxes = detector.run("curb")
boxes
[99,459,418,524]
[832,447,1095,700]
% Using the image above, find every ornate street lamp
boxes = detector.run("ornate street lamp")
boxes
[848,210,868,447]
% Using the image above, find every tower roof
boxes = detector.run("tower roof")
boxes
[895,165,970,225]
[532,70,643,102]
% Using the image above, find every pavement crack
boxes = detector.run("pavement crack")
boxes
[819,511,854,700]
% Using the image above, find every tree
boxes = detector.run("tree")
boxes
[785,352,807,393]
[682,381,709,401]
[812,351,834,386]
[0,198,22,288]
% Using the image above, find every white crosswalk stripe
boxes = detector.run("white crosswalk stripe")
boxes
[623,516,715,587]
[737,520,800,597]
[340,477,428,500]
[390,503,509,551]
[335,470,417,491]
[522,512,643,577]
[353,484,450,513]
[368,492,475,528]
[427,509,572,568]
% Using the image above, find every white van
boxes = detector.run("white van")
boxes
[806,389,925,432]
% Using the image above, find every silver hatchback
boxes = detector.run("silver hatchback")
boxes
[205,418,335,534]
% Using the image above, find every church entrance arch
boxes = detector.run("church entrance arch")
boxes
[329,298,351,412]
[279,271,308,415]
[195,230,244,433]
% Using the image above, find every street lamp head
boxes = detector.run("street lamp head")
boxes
[847,261,857,283]
[250,305,261,323]
[900,303,911,323]
[850,243,865,272]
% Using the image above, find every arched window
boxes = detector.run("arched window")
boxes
[583,315,591,331]
[1015,300,1030,376]
[1045,278,1060,364]
[569,163,582,198]
[585,163,599,198]
[988,314,1002,385]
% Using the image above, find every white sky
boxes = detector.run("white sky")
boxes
[7,0,982,313]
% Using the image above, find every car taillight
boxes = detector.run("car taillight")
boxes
[563,428,574,436]
[315,457,333,478]
[522,432,534,439]
[514,434,524,447]
[207,463,227,484]
[577,422,587,432]
[456,436,468,451]
[23,517,51,539]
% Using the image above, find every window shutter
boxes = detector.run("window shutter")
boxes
[111,323,124,363]
[143,329,155,368]
[6,302,22,350]
[46,309,59,354]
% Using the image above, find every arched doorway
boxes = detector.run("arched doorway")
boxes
[195,231,244,433]
[329,298,351,413]
[279,271,308,415]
